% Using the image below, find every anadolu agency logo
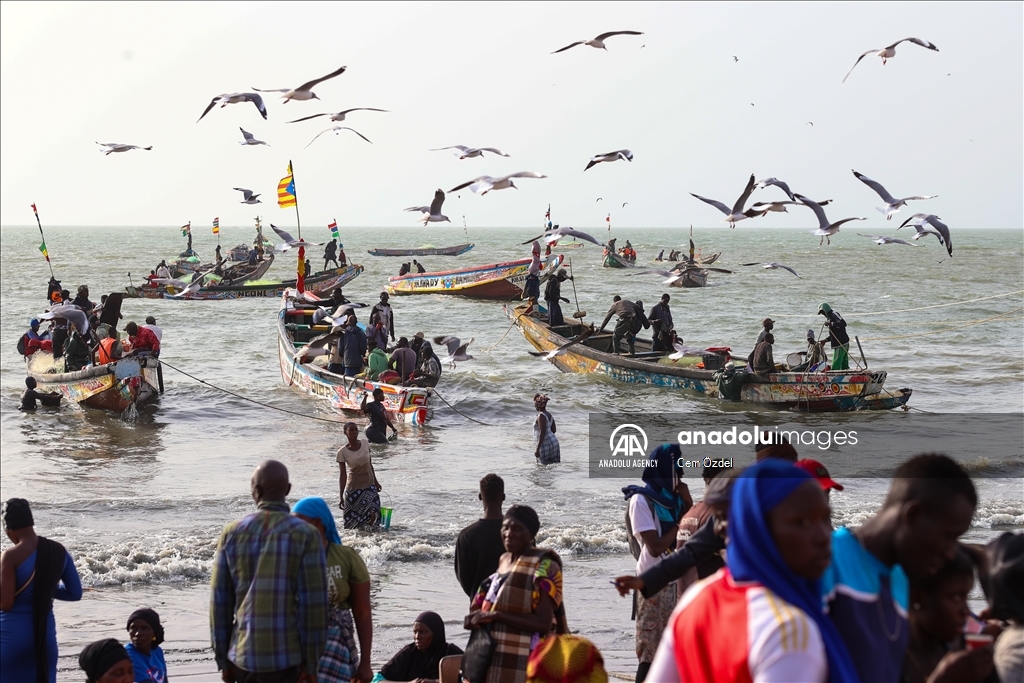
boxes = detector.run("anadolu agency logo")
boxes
[609,424,649,458]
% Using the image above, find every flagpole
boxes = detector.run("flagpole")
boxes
[291,159,302,240]
[31,203,55,278]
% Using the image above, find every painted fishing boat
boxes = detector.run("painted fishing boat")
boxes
[367,243,475,257]
[655,251,721,266]
[213,251,276,285]
[125,263,363,300]
[386,254,564,299]
[26,354,161,412]
[277,290,430,424]
[603,250,635,268]
[504,303,912,412]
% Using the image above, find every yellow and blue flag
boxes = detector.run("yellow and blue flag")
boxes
[278,162,297,208]
[212,217,220,235]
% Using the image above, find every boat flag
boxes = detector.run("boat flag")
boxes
[212,217,220,235]
[181,222,191,236]
[328,219,339,239]
[38,241,49,262]
[278,162,297,208]
[31,203,55,276]
[606,213,611,232]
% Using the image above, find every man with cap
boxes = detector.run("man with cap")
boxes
[755,317,774,344]
[410,331,425,358]
[648,294,674,352]
[818,302,850,370]
[543,268,572,326]
[370,292,395,343]
[72,285,94,312]
[795,458,844,501]
[142,316,162,342]
[20,318,53,357]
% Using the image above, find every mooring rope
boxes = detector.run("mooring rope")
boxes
[768,289,1024,319]
[858,307,1024,341]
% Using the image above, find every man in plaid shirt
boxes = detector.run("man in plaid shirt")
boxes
[211,460,328,682]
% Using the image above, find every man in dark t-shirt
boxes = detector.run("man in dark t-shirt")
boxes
[454,474,506,600]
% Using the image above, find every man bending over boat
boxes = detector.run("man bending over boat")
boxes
[20,377,62,410]
[124,321,160,358]
[598,296,644,355]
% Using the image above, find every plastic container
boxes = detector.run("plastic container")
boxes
[702,353,727,371]
[379,491,394,531]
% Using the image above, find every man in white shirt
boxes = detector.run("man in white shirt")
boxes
[142,315,163,341]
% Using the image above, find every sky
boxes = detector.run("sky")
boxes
[1,1,1021,231]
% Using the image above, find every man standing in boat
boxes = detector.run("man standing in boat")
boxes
[648,294,674,352]
[370,292,396,344]
[598,295,644,356]
[323,239,339,271]
[543,269,571,327]
[818,303,850,371]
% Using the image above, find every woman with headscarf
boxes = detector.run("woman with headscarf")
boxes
[292,497,373,683]
[378,612,463,682]
[532,395,560,465]
[125,608,167,683]
[647,459,859,683]
[406,341,442,388]
[78,639,135,683]
[337,422,383,529]
[1,498,83,683]
[464,505,568,683]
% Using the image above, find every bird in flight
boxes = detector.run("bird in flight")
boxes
[898,214,953,257]
[254,65,347,102]
[858,234,919,247]
[233,188,261,205]
[197,93,267,122]
[843,38,938,82]
[521,226,603,247]
[305,126,372,149]
[795,194,865,245]
[270,224,324,251]
[552,31,643,53]
[585,149,633,171]
[238,128,269,146]
[431,145,510,159]
[285,107,388,124]
[733,56,739,62]
[434,336,475,368]
[690,174,758,228]
[741,262,803,278]
[852,170,937,220]
[405,189,450,225]
[96,142,152,155]
[449,172,547,195]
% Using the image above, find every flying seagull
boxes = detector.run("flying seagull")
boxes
[843,38,939,83]
[858,234,919,247]
[96,142,152,155]
[285,107,388,124]
[172,279,204,299]
[552,31,643,54]
[270,224,324,251]
[433,336,475,368]
[253,65,347,102]
[528,325,596,360]
[197,92,267,122]
[405,189,450,225]
[313,302,369,327]
[732,56,739,62]
[748,199,832,216]
[238,128,269,146]
[757,177,796,201]
[40,304,90,334]
[898,213,953,256]
[305,126,372,149]
[795,194,865,245]
[741,262,803,278]
[629,269,688,286]
[431,145,510,159]
[233,188,261,204]
[690,173,758,228]
[852,170,937,220]
[585,149,633,171]
[898,222,945,244]
[449,172,547,195]
[521,226,602,246]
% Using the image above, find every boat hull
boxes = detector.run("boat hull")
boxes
[504,304,911,412]
[367,243,474,257]
[126,264,362,300]
[26,354,161,412]
[386,255,563,299]
[277,291,430,424]
[603,251,634,268]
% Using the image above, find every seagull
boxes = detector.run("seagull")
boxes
[858,234,919,247]
[552,31,643,53]
[899,222,945,244]
[39,304,90,334]
[898,213,953,256]
[741,262,803,278]
[669,339,705,360]
[233,188,261,204]
[433,336,474,368]
[690,173,758,228]
[843,38,939,82]
[431,145,510,159]
[852,170,937,220]
[285,108,388,124]
[528,325,596,360]
[313,302,368,327]
[405,189,450,225]
[151,277,189,289]
[622,202,629,207]
[253,65,347,102]
[732,56,739,62]
[449,172,547,195]
[305,126,372,149]
[596,198,603,202]
[295,330,342,361]
[585,149,633,171]
[757,177,796,201]
[172,280,204,299]
[748,199,832,216]
[270,224,324,251]
[197,93,267,122]
[629,269,687,286]
[795,194,865,245]
[521,226,602,246]
[238,128,269,146]
[96,142,152,155]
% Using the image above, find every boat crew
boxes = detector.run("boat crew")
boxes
[598,295,644,355]
[648,294,674,352]
[323,239,339,270]
[543,269,571,326]
[818,303,850,370]
[370,292,396,344]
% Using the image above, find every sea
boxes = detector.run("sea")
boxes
[1,224,1022,681]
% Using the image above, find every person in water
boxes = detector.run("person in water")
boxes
[361,388,398,444]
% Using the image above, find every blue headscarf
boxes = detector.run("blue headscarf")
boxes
[622,444,687,526]
[292,496,342,545]
[728,460,859,683]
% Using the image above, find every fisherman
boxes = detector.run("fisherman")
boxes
[748,332,775,374]
[648,294,674,352]
[330,287,350,307]
[598,295,643,355]
[142,315,163,342]
[323,239,339,270]
[388,337,418,383]
[124,321,160,357]
[756,317,774,344]
[543,269,572,326]
[63,328,92,371]
[342,314,367,377]
[95,326,122,364]
[366,311,388,351]
[410,331,426,357]
[51,319,68,359]
[247,247,258,266]
[156,261,171,279]
[20,377,61,411]
[47,276,62,304]
[398,262,411,276]
[72,285,94,312]
[337,243,347,266]
[632,299,651,340]
[370,292,396,344]
[327,333,346,375]
[655,250,664,262]
[413,259,426,274]
[792,329,828,373]
[304,258,312,277]
[19,319,52,356]
[406,341,442,388]
[365,340,389,381]
[145,270,159,288]
[523,241,542,304]
[818,302,850,370]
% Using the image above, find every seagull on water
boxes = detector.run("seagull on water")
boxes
[843,38,939,82]
[238,128,269,146]
[433,336,474,368]
[305,126,372,149]
[552,31,643,53]
[97,142,152,155]
[286,107,388,124]
[233,188,261,204]
[431,145,510,159]
[852,170,937,220]
[405,189,450,225]
[521,226,602,246]
[270,224,324,251]
[449,172,547,195]
[197,93,267,122]
[898,213,953,256]
[858,234,919,247]
[748,199,832,217]
[795,194,865,245]
[741,262,803,278]
[585,149,633,171]
[757,177,796,201]
[253,65,347,102]
[690,173,758,228]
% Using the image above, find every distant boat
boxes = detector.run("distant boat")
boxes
[603,250,635,268]
[126,263,362,300]
[367,243,474,257]
[387,254,564,300]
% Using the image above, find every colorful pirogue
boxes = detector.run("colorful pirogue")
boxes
[126,264,362,300]
[386,254,564,299]
[504,303,912,412]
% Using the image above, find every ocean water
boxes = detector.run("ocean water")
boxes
[1,224,1022,680]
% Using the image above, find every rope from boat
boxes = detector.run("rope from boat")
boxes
[767,289,1024,319]
[857,307,1024,341]
[427,388,499,426]
[483,307,529,352]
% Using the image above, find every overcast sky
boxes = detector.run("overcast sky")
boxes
[1,1,1020,230]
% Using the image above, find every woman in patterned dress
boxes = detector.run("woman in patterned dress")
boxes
[533,395,560,465]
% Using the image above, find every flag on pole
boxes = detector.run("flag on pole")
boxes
[181,222,191,236]
[212,217,220,235]
[39,241,50,262]
[31,203,39,217]
[277,162,297,208]
[545,205,551,220]
[328,219,339,239]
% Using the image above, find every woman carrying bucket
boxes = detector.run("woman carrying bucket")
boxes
[337,422,383,529]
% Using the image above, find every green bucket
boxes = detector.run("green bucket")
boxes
[379,491,394,530]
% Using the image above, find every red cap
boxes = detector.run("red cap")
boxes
[795,458,844,491]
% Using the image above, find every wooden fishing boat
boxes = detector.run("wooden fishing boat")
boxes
[367,243,475,257]
[386,254,564,299]
[603,250,635,268]
[125,263,362,300]
[277,290,430,424]
[213,251,275,285]
[655,251,721,266]
[671,267,709,288]
[26,354,161,412]
[504,303,912,412]
[552,242,585,250]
